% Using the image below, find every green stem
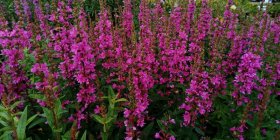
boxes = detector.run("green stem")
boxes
[102,123,108,140]
[101,131,108,140]
[6,106,18,140]
[51,109,61,140]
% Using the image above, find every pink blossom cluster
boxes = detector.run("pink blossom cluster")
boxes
[0,21,31,104]
[0,0,279,139]
[233,52,262,98]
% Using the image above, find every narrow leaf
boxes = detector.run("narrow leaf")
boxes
[93,115,104,124]
[10,101,23,110]
[0,126,12,132]
[29,94,45,100]
[42,108,54,128]
[17,107,28,140]
[115,98,127,103]
[141,122,154,139]
[26,114,38,125]
[108,86,115,99]
[28,118,46,129]
[81,131,87,140]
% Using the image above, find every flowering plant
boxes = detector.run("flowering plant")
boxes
[0,0,279,140]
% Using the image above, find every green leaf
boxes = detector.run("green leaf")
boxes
[156,120,166,132]
[101,131,108,140]
[17,107,28,140]
[115,98,127,103]
[93,115,104,124]
[14,112,23,116]
[29,94,45,100]
[54,99,64,119]
[141,122,154,139]
[108,86,115,99]
[101,96,108,99]
[0,105,7,111]
[10,101,23,110]
[26,114,38,125]
[194,127,205,136]
[0,120,9,126]
[0,112,10,121]
[0,132,12,140]
[114,107,124,112]
[28,118,46,129]
[42,108,54,128]
[0,126,12,132]
[62,131,71,140]
[247,120,254,127]
[81,130,87,140]
[54,127,63,133]
[169,130,177,137]
[105,117,114,124]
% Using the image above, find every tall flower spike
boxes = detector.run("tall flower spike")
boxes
[123,0,133,38]
[185,0,196,38]
[71,10,96,129]
[94,9,113,60]
[235,52,262,94]
[0,22,31,105]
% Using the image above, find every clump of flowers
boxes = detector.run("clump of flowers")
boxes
[0,0,279,139]
[233,52,262,105]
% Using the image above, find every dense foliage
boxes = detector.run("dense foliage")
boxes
[0,0,279,140]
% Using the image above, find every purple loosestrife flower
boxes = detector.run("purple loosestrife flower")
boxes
[72,40,96,104]
[223,35,245,75]
[49,2,75,80]
[259,13,270,47]
[94,9,113,60]
[180,72,212,126]
[275,63,280,82]
[154,3,169,84]
[0,24,31,105]
[226,13,238,40]
[123,0,133,38]
[124,1,157,139]
[185,0,196,38]
[165,6,189,84]
[180,0,213,126]
[223,0,238,40]
[72,10,96,104]
[196,0,212,40]
[138,0,153,52]
[158,5,188,84]
[234,52,262,94]
[170,7,181,34]
[230,122,247,140]
[210,74,226,95]
[71,10,96,129]
[30,63,60,100]
[208,19,229,96]
[31,63,49,77]
[233,52,262,105]
[169,136,176,140]
[270,17,280,44]
[33,0,50,38]
[21,0,32,21]
[188,0,211,72]
[1,0,279,136]
[103,31,130,92]
[13,0,21,17]
[154,132,161,139]
[210,0,237,78]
